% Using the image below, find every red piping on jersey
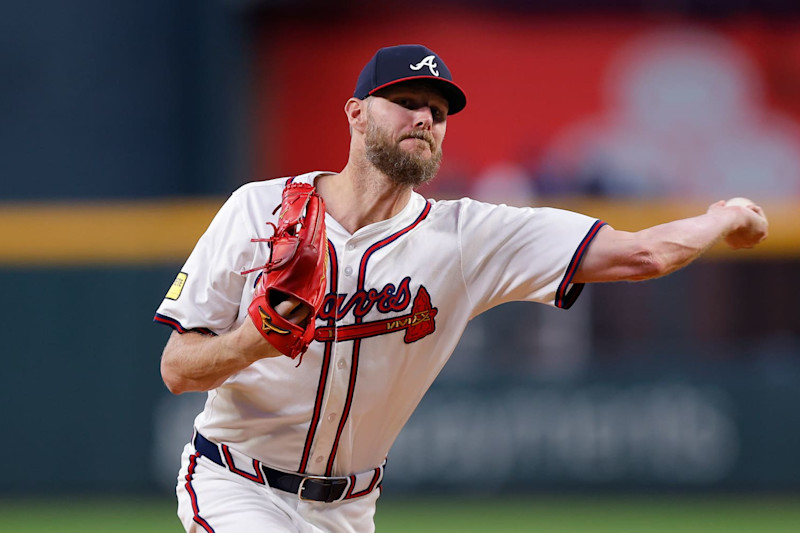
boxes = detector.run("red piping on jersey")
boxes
[325,201,432,475]
[357,202,432,282]
[325,337,361,476]
[345,466,383,499]
[185,452,216,532]
[221,444,265,484]
[153,313,215,336]
[298,239,338,473]
[555,219,606,309]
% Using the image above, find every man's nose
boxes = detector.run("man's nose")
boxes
[413,107,433,129]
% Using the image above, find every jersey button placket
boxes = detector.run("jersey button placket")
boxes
[343,240,356,276]
[309,239,356,474]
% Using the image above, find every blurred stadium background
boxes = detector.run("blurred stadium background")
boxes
[1,0,799,531]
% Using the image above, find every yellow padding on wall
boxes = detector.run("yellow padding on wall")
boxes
[0,198,224,265]
[0,197,795,265]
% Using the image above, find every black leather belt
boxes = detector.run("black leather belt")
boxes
[193,432,350,503]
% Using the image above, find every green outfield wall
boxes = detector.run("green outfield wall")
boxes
[1,263,798,495]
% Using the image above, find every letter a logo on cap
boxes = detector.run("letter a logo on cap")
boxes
[409,55,439,76]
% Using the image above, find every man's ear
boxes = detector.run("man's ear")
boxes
[345,98,368,134]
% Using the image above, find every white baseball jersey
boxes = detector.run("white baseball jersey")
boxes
[155,171,604,479]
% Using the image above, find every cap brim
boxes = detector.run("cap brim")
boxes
[368,76,467,115]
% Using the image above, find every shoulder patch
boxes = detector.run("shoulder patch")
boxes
[165,272,188,301]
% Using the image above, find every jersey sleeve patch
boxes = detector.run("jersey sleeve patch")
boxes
[165,272,188,301]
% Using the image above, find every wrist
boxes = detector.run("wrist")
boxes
[224,320,283,364]
[222,324,260,365]
[706,206,741,238]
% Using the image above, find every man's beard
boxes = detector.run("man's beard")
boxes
[364,118,442,187]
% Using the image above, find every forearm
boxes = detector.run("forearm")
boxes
[633,209,737,277]
[160,326,279,394]
[575,201,767,283]
[159,298,310,394]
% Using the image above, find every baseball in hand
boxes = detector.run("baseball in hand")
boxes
[720,196,768,250]
[724,197,755,208]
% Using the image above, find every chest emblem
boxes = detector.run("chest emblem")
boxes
[314,278,437,344]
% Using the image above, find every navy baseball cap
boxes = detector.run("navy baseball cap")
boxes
[354,44,467,115]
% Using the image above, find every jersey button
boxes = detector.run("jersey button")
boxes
[344,266,353,276]
[346,243,355,251]
[327,413,337,422]
[337,360,346,369]
[315,456,324,464]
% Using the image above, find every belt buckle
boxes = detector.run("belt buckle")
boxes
[297,475,350,503]
[297,475,327,501]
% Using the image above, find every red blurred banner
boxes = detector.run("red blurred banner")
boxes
[254,12,800,199]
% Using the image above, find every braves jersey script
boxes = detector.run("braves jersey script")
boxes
[155,171,605,479]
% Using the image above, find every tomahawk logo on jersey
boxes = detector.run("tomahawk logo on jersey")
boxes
[315,277,437,343]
